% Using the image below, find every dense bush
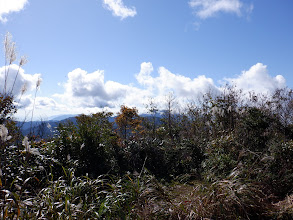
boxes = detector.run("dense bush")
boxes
[52,112,119,178]
[2,86,293,218]
[266,141,293,197]
[120,138,203,180]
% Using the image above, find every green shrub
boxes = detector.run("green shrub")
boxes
[53,112,119,178]
[265,141,293,197]
[202,134,240,181]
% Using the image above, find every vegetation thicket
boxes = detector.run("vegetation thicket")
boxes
[1,34,293,219]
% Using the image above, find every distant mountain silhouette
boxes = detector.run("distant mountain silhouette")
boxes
[48,114,77,121]
[17,113,164,138]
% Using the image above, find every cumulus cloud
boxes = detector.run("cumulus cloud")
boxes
[135,62,155,87]
[136,62,217,99]
[0,64,41,96]
[54,68,144,109]
[54,63,218,114]
[0,64,45,119]
[157,66,216,97]
[225,63,286,94]
[69,68,129,101]
[103,0,137,19]
[29,62,287,119]
[0,0,28,23]
[189,0,253,19]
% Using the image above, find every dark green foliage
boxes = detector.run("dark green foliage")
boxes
[241,107,275,151]
[265,141,293,197]
[164,139,203,178]
[0,94,16,124]
[122,138,168,177]
[202,135,239,181]
[53,112,118,178]
[119,138,203,180]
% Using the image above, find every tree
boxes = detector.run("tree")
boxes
[115,105,142,142]
[54,112,118,177]
[160,93,178,140]
[144,98,159,138]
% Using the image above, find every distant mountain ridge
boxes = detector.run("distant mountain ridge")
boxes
[17,113,164,138]
[48,114,77,121]
[17,115,78,138]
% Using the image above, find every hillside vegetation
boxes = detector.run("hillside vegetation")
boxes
[1,32,293,219]
[1,85,293,219]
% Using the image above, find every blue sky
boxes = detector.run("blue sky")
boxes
[0,0,293,120]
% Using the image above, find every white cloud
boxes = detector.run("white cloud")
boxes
[0,0,28,23]
[0,64,41,96]
[225,63,286,94]
[156,66,216,98]
[54,68,140,109]
[56,62,286,114]
[0,64,45,120]
[35,97,58,109]
[103,0,137,19]
[54,63,218,114]
[15,96,67,121]
[189,0,253,19]
[136,62,217,98]
[14,62,287,119]
[135,62,155,87]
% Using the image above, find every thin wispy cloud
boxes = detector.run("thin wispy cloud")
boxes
[0,0,28,23]
[189,0,253,19]
[103,0,137,19]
